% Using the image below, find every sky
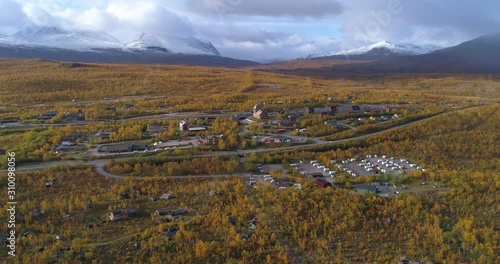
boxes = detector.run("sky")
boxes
[0,0,499,62]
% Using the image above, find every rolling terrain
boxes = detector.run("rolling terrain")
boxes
[254,34,500,75]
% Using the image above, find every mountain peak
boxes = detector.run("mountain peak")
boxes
[124,33,169,52]
[14,26,67,39]
[124,33,220,56]
[310,41,441,59]
[9,26,120,50]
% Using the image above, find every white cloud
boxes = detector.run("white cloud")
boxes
[186,0,343,18]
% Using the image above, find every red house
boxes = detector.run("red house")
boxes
[315,179,332,188]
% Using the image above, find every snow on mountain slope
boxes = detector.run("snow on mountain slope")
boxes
[123,34,220,56]
[8,26,121,50]
[123,33,169,52]
[312,41,442,58]
[0,27,220,56]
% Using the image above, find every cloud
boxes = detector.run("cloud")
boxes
[186,0,343,18]
[0,0,27,32]
[336,0,500,48]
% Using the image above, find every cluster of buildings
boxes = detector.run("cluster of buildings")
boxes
[38,111,85,121]
[179,121,207,133]
[108,208,139,222]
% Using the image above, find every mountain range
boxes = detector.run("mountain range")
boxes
[256,34,500,74]
[309,41,442,60]
[0,26,257,68]
[1,26,499,73]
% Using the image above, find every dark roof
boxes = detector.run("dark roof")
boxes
[273,179,292,187]
[44,111,59,117]
[171,209,185,216]
[125,208,139,215]
[315,179,332,188]
[315,178,330,185]
[350,105,361,111]
[99,144,148,152]
[111,210,126,217]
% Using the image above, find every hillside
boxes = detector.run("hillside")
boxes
[255,34,500,75]
[0,46,258,68]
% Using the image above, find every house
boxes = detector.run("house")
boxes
[162,230,177,239]
[161,193,171,200]
[198,135,221,145]
[105,106,116,113]
[354,184,377,194]
[241,232,252,241]
[277,120,296,127]
[118,192,130,199]
[233,112,253,122]
[315,179,331,188]
[60,141,76,148]
[147,124,165,135]
[273,179,292,188]
[253,106,269,120]
[32,208,44,217]
[227,216,237,225]
[96,132,113,140]
[208,190,219,197]
[108,208,139,221]
[39,111,59,120]
[85,222,96,229]
[149,196,158,202]
[154,209,167,216]
[65,113,85,121]
[165,209,186,221]
[287,113,298,121]
[162,226,178,239]
[108,210,127,222]
[311,172,324,178]
[98,144,149,153]
[327,106,337,116]
[349,105,362,114]
[0,118,20,124]
[0,149,6,155]
[124,208,139,217]
[253,104,269,119]
[179,121,190,132]
[248,217,258,229]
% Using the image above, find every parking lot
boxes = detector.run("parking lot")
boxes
[337,155,422,177]
[257,164,287,174]
[288,161,336,178]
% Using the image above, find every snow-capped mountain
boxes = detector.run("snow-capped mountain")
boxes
[0,26,256,68]
[0,26,220,56]
[182,37,220,56]
[5,26,121,50]
[311,41,442,59]
[123,33,220,56]
[123,33,169,52]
